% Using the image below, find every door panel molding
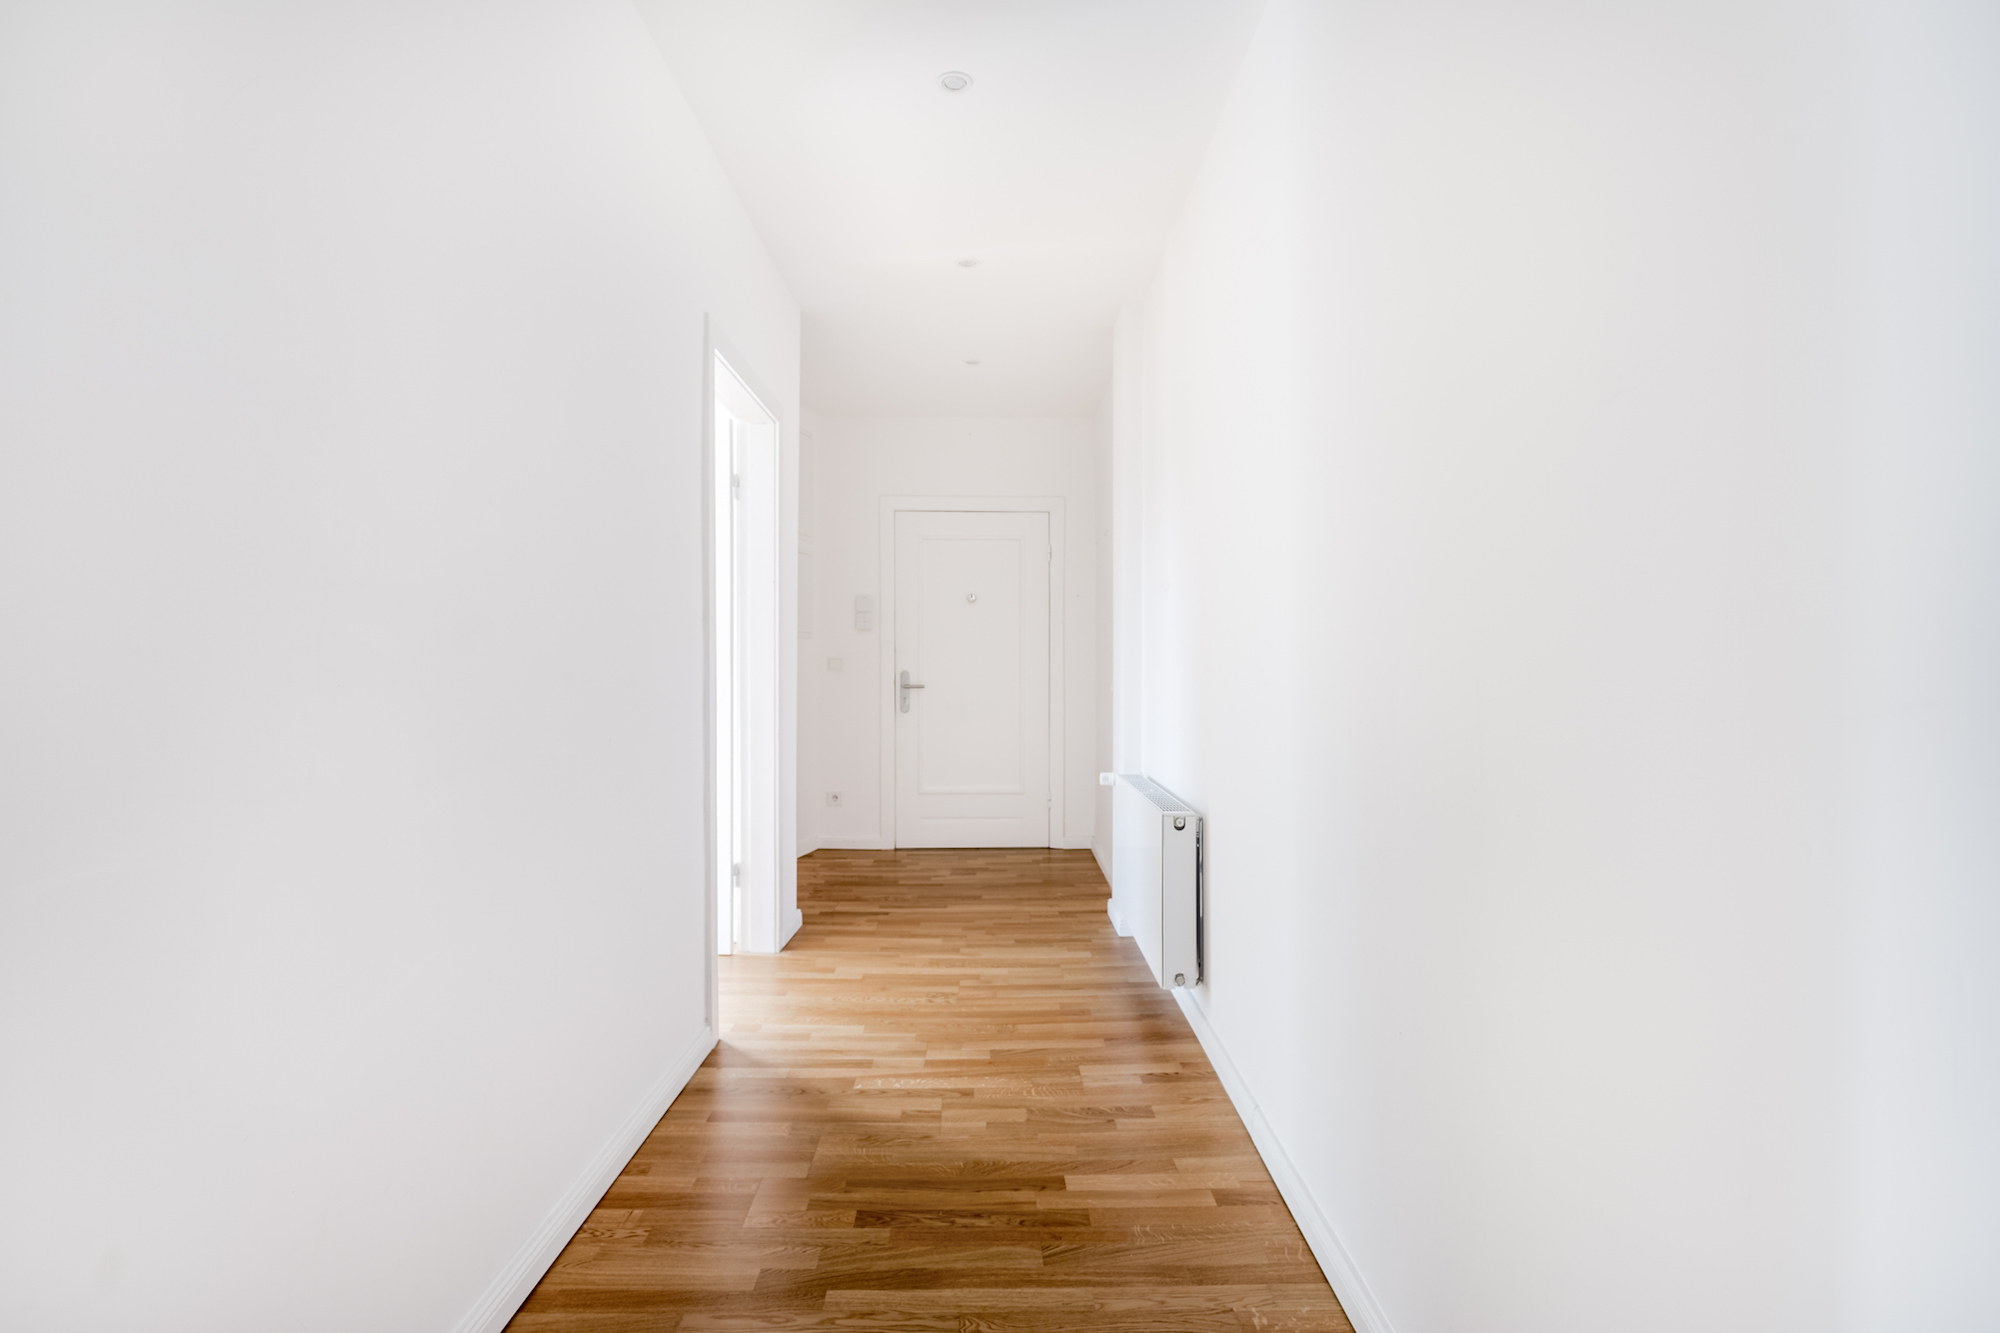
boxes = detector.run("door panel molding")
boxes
[877,495,1067,850]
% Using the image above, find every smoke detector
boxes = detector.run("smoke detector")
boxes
[938,71,972,92]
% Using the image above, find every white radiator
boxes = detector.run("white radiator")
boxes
[1111,775,1202,989]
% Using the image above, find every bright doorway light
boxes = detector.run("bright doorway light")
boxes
[712,352,779,956]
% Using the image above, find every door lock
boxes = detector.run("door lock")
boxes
[898,669,925,713]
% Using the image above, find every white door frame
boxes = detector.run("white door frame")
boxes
[877,495,1067,850]
[703,321,796,1041]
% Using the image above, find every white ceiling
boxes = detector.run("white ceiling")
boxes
[632,0,1267,417]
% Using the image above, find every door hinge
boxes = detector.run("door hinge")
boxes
[731,862,741,886]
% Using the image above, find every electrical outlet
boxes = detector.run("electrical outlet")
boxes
[826,791,843,807]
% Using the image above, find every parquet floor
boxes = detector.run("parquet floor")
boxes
[506,848,1351,1333]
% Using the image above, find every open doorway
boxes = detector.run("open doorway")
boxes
[711,350,780,958]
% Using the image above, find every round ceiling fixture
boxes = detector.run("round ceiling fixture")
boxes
[964,359,981,366]
[957,258,979,268]
[938,71,972,92]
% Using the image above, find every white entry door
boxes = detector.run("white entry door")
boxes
[893,510,1050,847]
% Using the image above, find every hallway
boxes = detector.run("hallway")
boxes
[506,850,1350,1332]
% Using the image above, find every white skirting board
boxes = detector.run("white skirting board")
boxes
[1171,989,1398,1333]
[451,1024,717,1333]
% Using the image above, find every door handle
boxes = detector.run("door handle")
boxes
[899,669,925,713]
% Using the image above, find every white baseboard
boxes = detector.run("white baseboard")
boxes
[1106,896,1131,937]
[813,838,1094,853]
[452,1024,716,1333]
[1171,990,1396,1333]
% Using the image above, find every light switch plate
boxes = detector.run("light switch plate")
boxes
[854,593,875,631]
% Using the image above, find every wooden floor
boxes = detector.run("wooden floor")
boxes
[507,848,1351,1333]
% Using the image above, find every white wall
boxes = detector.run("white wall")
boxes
[0,5,797,1331]
[807,417,1099,850]
[1842,3,2000,1322]
[1110,2,1998,1332]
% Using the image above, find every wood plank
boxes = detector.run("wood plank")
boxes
[504,849,1349,1333]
